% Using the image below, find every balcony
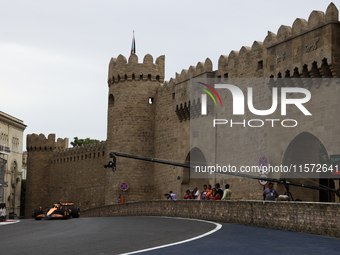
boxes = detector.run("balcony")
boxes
[0,145,10,155]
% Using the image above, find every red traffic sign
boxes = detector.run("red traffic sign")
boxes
[259,155,268,167]
[120,182,129,191]
[258,173,268,186]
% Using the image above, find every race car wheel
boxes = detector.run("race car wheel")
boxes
[34,208,42,220]
[61,207,70,219]
[71,207,80,218]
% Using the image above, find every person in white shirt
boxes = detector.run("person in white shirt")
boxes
[169,191,178,200]
[193,187,201,200]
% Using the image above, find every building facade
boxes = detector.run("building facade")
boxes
[0,111,26,217]
[26,3,340,218]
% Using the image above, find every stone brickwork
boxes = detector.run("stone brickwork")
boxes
[49,141,107,209]
[81,200,340,238]
[25,134,68,218]
[26,3,340,218]
[106,54,165,203]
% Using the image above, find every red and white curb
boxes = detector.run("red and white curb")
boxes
[0,220,20,226]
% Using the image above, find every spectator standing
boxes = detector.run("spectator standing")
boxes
[184,190,193,200]
[206,185,213,200]
[212,188,221,200]
[222,184,232,200]
[263,183,278,201]
[193,187,201,200]
[118,194,124,203]
[201,184,207,200]
[215,183,223,200]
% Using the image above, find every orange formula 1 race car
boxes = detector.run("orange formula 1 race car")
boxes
[33,201,80,220]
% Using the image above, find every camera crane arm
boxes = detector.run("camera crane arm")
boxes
[108,152,340,197]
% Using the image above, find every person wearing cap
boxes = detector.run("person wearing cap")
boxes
[215,183,223,200]
[263,182,278,201]
[222,184,232,200]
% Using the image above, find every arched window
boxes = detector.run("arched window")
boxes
[109,94,114,107]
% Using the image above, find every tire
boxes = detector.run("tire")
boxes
[71,207,80,218]
[61,207,69,219]
[34,207,42,220]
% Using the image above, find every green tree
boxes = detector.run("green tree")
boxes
[71,137,100,147]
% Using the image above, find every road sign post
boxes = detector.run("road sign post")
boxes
[258,173,268,186]
[259,155,268,174]
[120,182,129,191]
[120,182,129,202]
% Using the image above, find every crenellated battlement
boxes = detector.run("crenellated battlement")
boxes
[214,3,339,76]
[27,133,69,152]
[107,53,165,86]
[52,140,106,158]
[119,3,339,93]
[171,58,213,84]
[51,141,107,165]
[264,3,338,48]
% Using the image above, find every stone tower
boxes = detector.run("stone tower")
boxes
[105,53,165,203]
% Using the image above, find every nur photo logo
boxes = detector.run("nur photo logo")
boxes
[197,82,312,128]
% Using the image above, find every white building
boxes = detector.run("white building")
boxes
[0,111,26,217]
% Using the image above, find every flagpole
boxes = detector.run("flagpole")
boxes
[130,30,136,55]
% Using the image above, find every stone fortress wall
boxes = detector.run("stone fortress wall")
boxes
[152,2,340,201]
[26,3,340,218]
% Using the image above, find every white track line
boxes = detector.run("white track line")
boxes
[119,216,222,255]
[0,220,20,226]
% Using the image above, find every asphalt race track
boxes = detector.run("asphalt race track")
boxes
[0,216,339,255]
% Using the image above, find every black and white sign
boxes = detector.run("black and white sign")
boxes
[258,173,268,186]
[0,203,6,222]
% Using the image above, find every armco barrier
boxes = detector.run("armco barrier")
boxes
[81,200,340,238]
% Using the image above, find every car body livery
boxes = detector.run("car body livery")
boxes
[33,202,80,220]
